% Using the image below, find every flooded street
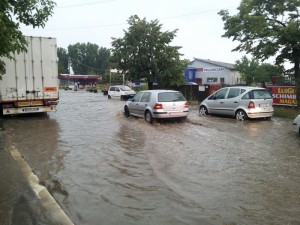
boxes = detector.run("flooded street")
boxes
[1,90,300,225]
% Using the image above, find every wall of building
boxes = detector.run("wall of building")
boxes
[189,60,241,85]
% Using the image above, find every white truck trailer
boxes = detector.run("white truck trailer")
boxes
[0,36,59,115]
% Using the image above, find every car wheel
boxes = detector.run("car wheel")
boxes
[145,111,153,124]
[124,106,130,117]
[199,106,208,116]
[236,110,247,121]
[108,95,111,99]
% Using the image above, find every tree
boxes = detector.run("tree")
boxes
[57,47,70,74]
[0,0,56,79]
[111,15,187,89]
[219,0,300,107]
[235,56,284,85]
[68,43,99,75]
[97,47,111,74]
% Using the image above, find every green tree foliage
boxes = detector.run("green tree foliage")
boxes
[68,43,111,75]
[0,0,56,79]
[219,0,300,107]
[68,43,98,75]
[235,56,284,85]
[57,47,69,74]
[111,15,187,89]
[97,47,111,74]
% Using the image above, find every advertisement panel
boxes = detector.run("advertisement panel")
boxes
[271,86,297,106]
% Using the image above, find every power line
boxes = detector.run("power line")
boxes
[21,6,236,32]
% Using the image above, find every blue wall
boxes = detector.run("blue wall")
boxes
[184,67,196,82]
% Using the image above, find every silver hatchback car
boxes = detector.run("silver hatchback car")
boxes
[199,86,274,120]
[124,90,189,123]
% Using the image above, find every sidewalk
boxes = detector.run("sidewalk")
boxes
[0,136,48,225]
[0,132,74,225]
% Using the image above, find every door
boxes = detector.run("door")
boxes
[207,88,229,115]
[222,88,241,116]
[128,92,144,115]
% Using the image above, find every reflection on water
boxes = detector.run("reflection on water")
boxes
[1,90,300,225]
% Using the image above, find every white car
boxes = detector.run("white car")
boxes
[108,85,136,100]
[293,114,300,134]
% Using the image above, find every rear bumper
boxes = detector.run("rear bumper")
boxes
[246,110,274,119]
[2,106,57,115]
[153,110,189,119]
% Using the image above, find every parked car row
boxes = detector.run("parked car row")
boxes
[106,85,299,135]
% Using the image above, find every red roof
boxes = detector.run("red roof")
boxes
[59,74,99,80]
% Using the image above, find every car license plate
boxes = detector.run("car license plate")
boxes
[24,107,39,112]
[259,103,269,107]
[169,112,181,116]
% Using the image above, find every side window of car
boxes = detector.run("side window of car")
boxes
[109,87,114,91]
[227,88,240,99]
[242,92,250,99]
[208,93,216,100]
[140,92,151,102]
[132,92,143,102]
[215,88,228,99]
[115,87,120,92]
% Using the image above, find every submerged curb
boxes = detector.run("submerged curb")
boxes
[10,146,74,225]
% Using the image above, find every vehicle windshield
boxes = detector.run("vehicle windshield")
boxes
[242,89,272,99]
[158,92,185,102]
[120,86,132,91]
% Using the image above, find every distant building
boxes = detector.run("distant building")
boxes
[59,74,101,89]
[185,58,242,85]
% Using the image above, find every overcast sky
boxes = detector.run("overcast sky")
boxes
[21,0,250,64]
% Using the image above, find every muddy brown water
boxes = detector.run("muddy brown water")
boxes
[1,90,300,225]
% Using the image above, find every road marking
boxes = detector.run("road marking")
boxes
[10,146,74,225]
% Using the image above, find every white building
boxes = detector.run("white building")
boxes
[186,58,242,85]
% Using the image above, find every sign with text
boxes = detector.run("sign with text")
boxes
[271,86,297,106]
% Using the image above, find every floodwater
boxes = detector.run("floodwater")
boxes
[1,90,300,225]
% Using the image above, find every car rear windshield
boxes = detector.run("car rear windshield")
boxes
[158,92,186,102]
[242,89,272,99]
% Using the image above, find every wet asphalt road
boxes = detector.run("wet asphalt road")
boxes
[1,90,300,225]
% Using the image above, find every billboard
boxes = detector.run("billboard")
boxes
[270,86,297,106]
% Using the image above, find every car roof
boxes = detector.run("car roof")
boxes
[140,89,180,93]
[222,86,267,90]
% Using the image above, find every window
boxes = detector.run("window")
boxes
[141,92,151,102]
[207,77,218,82]
[215,88,228,100]
[227,88,240,99]
[120,86,132,91]
[158,92,185,102]
[132,92,143,102]
[242,89,272,99]
[253,90,272,99]
[220,78,225,83]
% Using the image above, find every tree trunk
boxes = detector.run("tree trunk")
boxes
[148,81,153,90]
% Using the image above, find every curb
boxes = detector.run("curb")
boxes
[10,146,74,225]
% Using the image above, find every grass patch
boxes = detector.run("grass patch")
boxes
[273,106,300,119]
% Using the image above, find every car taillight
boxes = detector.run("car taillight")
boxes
[248,101,255,109]
[154,103,163,109]
[184,102,189,108]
